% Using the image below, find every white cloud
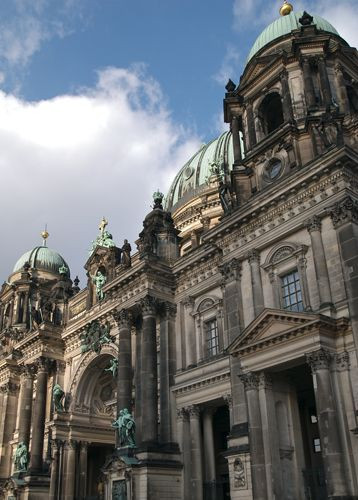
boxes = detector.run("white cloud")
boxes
[0,65,201,283]
[213,44,241,86]
[0,0,88,87]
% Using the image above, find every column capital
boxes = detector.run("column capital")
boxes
[305,215,322,233]
[35,356,51,373]
[113,308,131,328]
[328,196,358,228]
[51,439,63,452]
[182,296,195,309]
[80,441,89,451]
[64,439,78,451]
[176,407,189,421]
[138,295,157,316]
[161,301,177,319]
[187,405,201,418]
[245,249,260,264]
[19,364,35,379]
[219,258,242,283]
[306,348,332,372]
[259,372,273,390]
[239,372,260,391]
[223,393,233,409]
[0,381,19,395]
[332,351,350,372]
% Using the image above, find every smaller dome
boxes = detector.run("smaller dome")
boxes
[165,131,234,212]
[247,11,341,63]
[13,246,70,276]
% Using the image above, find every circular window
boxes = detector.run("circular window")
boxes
[183,165,194,180]
[268,159,282,180]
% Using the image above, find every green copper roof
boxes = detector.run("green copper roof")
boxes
[247,11,340,63]
[165,131,234,211]
[13,246,70,276]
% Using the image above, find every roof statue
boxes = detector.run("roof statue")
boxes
[89,217,117,255]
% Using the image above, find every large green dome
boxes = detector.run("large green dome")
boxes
[165,131,234,211]
[247,11,340,63]
[13,246,70,276]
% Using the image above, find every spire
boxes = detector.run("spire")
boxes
[279,0,293,16]
[41,224,49,247]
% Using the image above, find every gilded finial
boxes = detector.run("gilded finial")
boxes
[41,224,49,246]
[279,0,293,16]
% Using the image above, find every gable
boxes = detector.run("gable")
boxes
[229,308,319,353]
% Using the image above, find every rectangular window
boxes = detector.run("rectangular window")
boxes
[206,319,219,357]
[313,438,321,453]
[281,270,304,312]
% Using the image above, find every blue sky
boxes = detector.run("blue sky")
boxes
[1,0,357,284]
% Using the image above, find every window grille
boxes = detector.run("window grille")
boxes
[206,319,219,356]
[281,270,304,312]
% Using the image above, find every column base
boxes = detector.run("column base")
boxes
[22,473,50,500]
[103,446,183,500]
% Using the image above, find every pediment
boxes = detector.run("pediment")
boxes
[229,308,319,354]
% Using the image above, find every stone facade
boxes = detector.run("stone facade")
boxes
[1,6,358,500]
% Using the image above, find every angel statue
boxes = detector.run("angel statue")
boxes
[112,408,136,448]
[53,384,65,412]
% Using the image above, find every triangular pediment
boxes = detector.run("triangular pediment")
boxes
[229,308,319,354]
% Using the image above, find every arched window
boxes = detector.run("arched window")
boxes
[258,93,284,135]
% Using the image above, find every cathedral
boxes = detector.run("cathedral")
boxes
[1,1,358,498]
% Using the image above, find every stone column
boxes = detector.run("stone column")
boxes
[29,357,50,473]
[134,317,142,443]
[334,63,350,114]
[281,70,294,122]
[113,308,132,415]
[78,441,88,500]
[188,405,203,500]
[219,258,248,431]
[18,364,34,447]
[49,439,61,500]
[183,297,196,368]
[301,57,316,110]
[139,295,158,445]
[329,197,358,362]
[306,349,349,498]
[317,56,332,110]
[0,381,19,477]
[246,249,264,317]
[245,101,257,149]
[231,115,242,164]
[177,408,190,499]
[240,372,268,500]
[160,302,177,444]
[63,440,77,500]
[203,407,216,500]
[305,215,333,308]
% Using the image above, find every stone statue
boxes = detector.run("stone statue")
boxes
[53,384,65,412]
[91,271,107,301]
[121,240,132,267]
[112,408,136,448]
[105,358,118,378]
[14,442,28,472]
[219,180,233,214]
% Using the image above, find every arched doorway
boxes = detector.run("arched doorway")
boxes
[68,351,117,500]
